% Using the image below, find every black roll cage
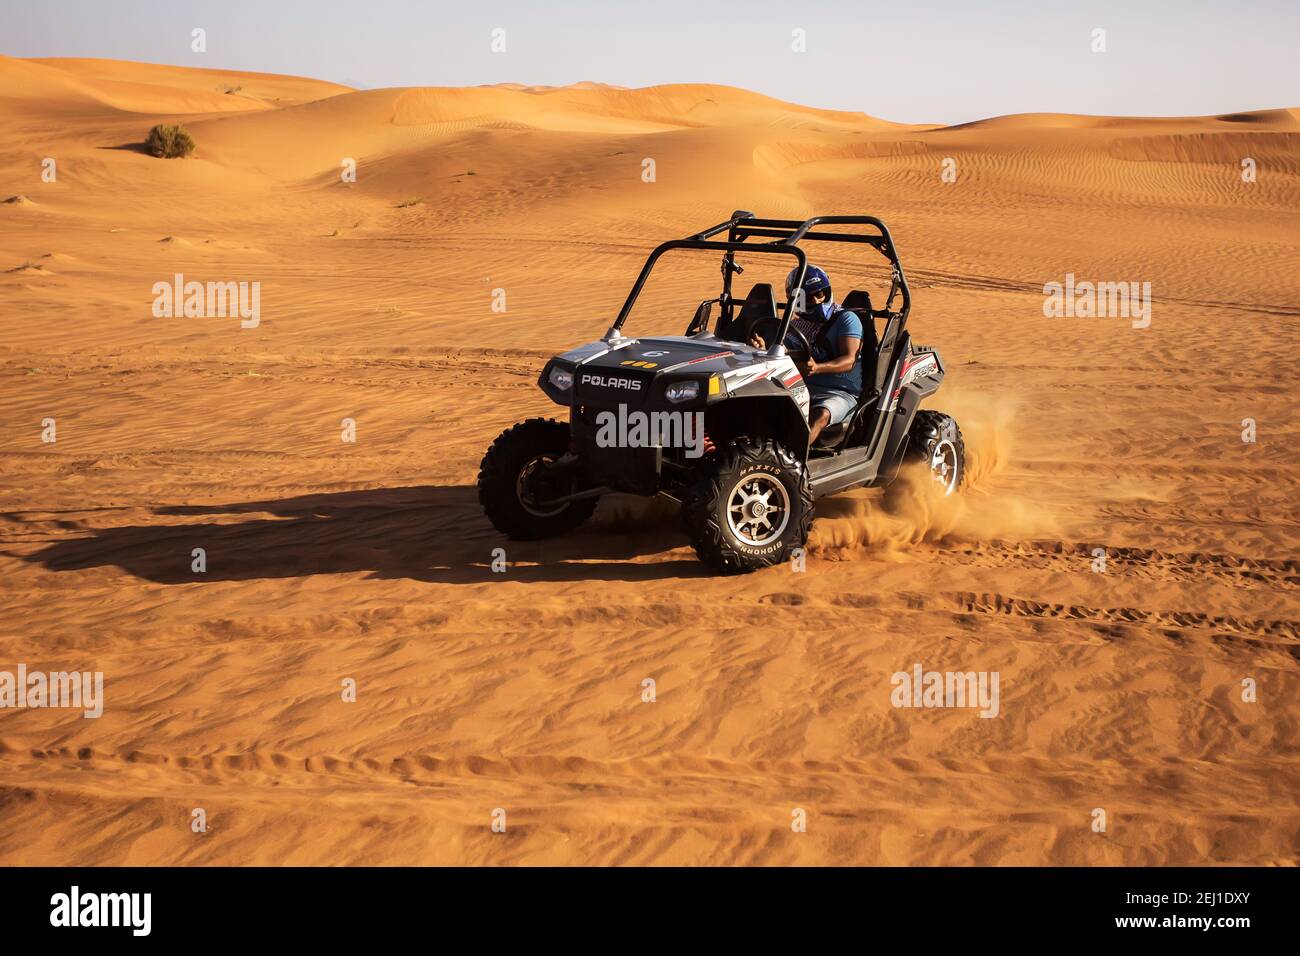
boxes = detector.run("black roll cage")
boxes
[604,210,911,358]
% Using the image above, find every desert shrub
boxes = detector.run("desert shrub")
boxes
[145,124,196,158]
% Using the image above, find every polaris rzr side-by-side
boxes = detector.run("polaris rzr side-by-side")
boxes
[478,211,965,573]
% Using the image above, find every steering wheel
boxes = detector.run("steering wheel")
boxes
[740,314,813,361]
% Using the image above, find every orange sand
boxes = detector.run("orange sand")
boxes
[1,57,1297,865]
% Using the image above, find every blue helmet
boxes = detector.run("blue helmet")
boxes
[785,264,832,313]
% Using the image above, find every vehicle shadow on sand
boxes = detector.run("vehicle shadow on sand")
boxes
[17,485,709,584]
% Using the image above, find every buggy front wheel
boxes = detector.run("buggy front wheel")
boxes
[681,436,813,573]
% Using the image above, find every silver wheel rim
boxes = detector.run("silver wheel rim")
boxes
[516,455,567,517]
[726,472,791,546]
[930,439,959,496]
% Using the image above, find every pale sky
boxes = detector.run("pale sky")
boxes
[4,0,1297,124]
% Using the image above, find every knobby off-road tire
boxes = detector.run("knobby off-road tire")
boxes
[682,436,814,574]
[477,418,597,539]
[907,410,965,496]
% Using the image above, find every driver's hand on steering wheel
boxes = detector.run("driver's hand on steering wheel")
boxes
[748,332,766,350]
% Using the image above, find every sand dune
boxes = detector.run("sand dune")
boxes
[1,56,352,112]
[0,57,1297,866]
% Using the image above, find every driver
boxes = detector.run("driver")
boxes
[749,264,862,446]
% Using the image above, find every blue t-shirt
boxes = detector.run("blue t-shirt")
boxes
[790,307,863,394]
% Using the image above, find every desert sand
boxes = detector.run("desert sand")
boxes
[0,56,1297,865]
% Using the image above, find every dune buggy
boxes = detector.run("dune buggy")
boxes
[478,211,964,573]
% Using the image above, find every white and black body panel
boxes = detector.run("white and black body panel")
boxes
[538,326,945,499]
[539,332,812,496]
[543,333,805,410]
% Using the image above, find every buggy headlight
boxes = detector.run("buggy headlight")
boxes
[665,381,699,403]
[548,367,574,391]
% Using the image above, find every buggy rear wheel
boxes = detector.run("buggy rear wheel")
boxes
[907,410,965,496]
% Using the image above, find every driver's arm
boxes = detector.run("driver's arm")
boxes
[807,335,860,377]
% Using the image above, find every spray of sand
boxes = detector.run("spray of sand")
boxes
[583,392,1049,556]
[808,392,1052,557]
